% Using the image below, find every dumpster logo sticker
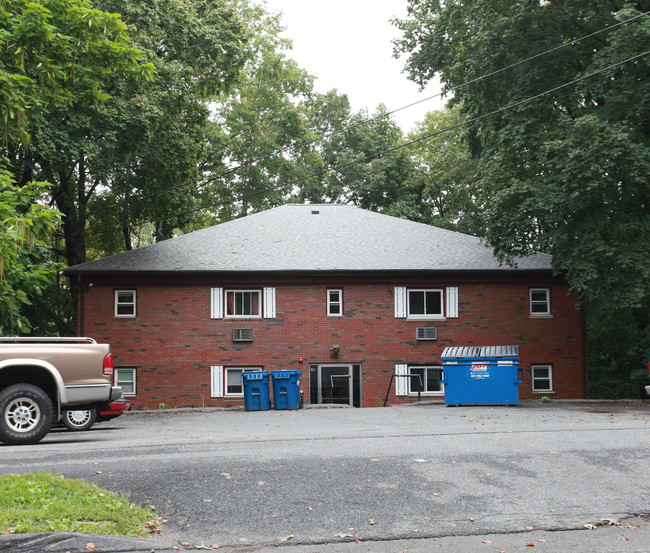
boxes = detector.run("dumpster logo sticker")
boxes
[470,363,491,379]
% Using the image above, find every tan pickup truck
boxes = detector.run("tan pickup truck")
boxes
[0,337,121,445]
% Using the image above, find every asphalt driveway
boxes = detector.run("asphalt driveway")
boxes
[1,400,649,553]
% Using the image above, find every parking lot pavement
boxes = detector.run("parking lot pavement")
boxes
[1,400,649,553]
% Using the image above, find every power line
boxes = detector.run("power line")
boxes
[88,48,649,235]
[130,10,649,204]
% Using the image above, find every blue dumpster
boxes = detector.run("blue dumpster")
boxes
[242,371,271,411]
[271,370,302,410]
[441,346,522,406]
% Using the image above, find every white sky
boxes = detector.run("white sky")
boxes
[260,0,445,132]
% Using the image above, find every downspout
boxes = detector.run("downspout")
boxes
[581,298,589,398]
[77,274,84,337]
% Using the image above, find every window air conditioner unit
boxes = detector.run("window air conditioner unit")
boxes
[233,329,253,342]
[416,327,437,341]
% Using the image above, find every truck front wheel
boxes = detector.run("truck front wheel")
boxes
[0,384,55,445]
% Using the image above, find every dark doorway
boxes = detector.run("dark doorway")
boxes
[309,364,361,407]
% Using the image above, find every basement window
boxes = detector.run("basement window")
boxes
[225,367,263,396]
[532,364,553,392]
[409,366,443,394]
[115,368,136,395]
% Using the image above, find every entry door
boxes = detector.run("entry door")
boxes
[319,365,353,406]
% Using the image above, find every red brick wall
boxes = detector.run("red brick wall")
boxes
[78,272,586,408]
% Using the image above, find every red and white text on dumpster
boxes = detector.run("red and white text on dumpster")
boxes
[470,363,491,379]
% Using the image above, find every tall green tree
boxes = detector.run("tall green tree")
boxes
[1,0,151,333]
[395,0,650,395]
[0,176,61,334]
[401,105,482,233]
[206,1,314,221]
[7,0,248,267]
[299,99,414,212]
[87,0,249,249]
[1,0,151,145]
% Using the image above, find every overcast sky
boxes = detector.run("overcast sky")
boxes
[260,0,445,132]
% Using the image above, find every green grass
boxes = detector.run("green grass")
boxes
[0,472,161,536]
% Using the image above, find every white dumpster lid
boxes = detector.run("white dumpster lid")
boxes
[441,345,519,358]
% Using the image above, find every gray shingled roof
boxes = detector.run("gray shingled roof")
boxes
[65,204,552,273]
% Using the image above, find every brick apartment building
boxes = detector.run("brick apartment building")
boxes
[65,204,588,408]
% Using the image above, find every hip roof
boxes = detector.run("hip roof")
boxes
[65,204,553,274]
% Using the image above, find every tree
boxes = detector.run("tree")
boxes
[299,99,414,213]
[0,175,62,334]
[401,105,482,233]
[1,0,151,146]
[394,0,650,395]
[206,1,314,221]
[6,0,248,268]
[1,0,150,334]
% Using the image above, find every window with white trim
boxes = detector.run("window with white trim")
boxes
[409,366,444,394]
[327,289,343,316]
[211,287,276,319]
[408,289,443,318]
[115,290,136,317]
[530,288,550,316]
[226,290,261,318]
[212,366,265,398]
[115,368,136,395]
[225,367,263,396]
[395,287,458,319]
[532,364,553,392]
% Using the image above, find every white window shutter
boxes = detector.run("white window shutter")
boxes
[263,287,276,318]
[395,364,408,396]
[446,286,459,318]
[394,287,407,318]
[210,288,223,319]
[210,365,223,398]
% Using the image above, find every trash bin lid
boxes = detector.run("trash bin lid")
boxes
[441,345,519,359]
[241,371,270,380]
[271,370,302,379]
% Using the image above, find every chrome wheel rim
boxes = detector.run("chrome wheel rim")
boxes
[6,398,41,433]
[66,410,92,427]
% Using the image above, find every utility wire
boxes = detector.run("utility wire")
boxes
[89,49,650,235]
[131,10,649,204]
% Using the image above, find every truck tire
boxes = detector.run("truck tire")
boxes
[0,384,55,445]
[62,408,97,431]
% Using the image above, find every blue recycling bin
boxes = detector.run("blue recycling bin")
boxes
[242,371,271,411]
[441,346,523,406]
[271,370,302,410]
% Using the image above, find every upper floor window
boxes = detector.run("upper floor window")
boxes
[115,290,136,317]
[211,287,275,319]
[226,290,261,318]
[530,288,550,316]
[327,289,343,316]
[394,286,458,319]
[408,289,443,318]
